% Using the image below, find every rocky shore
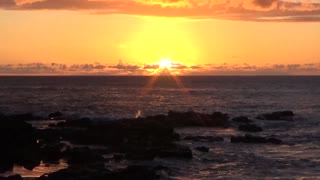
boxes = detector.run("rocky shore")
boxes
[0,110,295,180]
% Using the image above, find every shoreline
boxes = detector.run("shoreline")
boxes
[0,110,296,179]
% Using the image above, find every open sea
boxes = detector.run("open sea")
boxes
[1,76,320,179]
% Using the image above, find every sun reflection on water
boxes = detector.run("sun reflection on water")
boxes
[1,160,68,178]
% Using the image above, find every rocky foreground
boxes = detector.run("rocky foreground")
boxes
[0,110,295,180]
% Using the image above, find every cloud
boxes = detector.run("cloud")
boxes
[187,62,320,75]
[171,62,188,69]
[13,0,120,10]
[144,64,160,69]
[253,0,277,8]
[14,0,41,5]
[0,0,319,21]
[0,61,319,75]
[0,0,15,7]
[134,0,189,7]
[190,65,202,69]
[287,64,301,70]
[108,60,141,72]
[69,63,107,71]
[0,63,62,74]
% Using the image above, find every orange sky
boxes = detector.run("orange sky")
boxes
[0,0,320,75]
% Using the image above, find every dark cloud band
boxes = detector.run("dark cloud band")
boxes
[0,0,320,22]
[0,62,319,75]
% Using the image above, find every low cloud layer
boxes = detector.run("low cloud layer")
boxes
[0,0,319,21]
[1,61,319,75]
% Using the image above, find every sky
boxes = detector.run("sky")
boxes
[0,0,320,75]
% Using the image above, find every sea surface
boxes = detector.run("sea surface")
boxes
[0,76,320,179]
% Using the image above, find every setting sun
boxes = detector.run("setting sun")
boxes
[159,58,172,69]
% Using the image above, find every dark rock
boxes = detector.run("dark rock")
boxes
[37,167,105,180]
[41,143,66,164]
[55,111,229,148]
[8,113,37,121]
[38,165,164,180]
[238,124,263,132]
[125,144,193,160]
[230,134,282,144]
[19,154,41,171]
[207,112,230,127]
[113,154,126,162]
[154,145,193,159]
[48,123,56,128]
[108,165,160,180]
[0,174,23,180]
[0,120,41,172]
[36,129,64,143]
[232,116,253,123]
[166,110,229,128]
[267,137,283,145]
[0,113,7,120]
[56,119,93,128]
[231,134,266,143]
[80,117,91,121]
[167,110,207,127]
[48,112,63,119]
[183,136,224,142]
[125,149,156,160]
[195,146,209,153]
[0,162,13,174]
[257,111,294,121]
[64,147,104,165]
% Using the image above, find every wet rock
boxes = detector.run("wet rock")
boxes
[238,124,263,132]
[183,136,224,142]
[195,146,209,153]
[256,111,294,121]
[230,134,282,144]
[48,111,63,120]
[0,174,23,180]
[232,116,253,123]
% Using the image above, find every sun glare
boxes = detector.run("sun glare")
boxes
[159,58,172,69]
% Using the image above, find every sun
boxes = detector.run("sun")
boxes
[159,58,172,69]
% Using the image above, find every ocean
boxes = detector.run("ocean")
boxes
[0,76,319,119]
[1,76,320,179]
